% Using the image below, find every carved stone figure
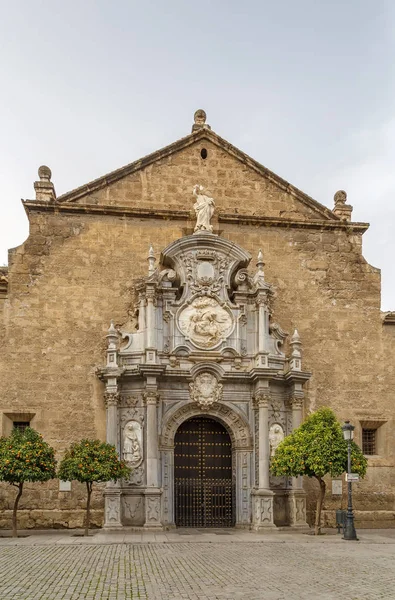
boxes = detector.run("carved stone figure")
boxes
[269,423,284,457]
[192,185,215,233]
[189,372,223,409]
[123,420,143,467]
[178,296,233,349]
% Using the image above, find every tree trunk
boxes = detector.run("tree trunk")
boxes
[314,476,326,535]
[12,483,23,538]
[85,482,92,536]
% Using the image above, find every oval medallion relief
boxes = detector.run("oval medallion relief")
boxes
[178,296,233,349]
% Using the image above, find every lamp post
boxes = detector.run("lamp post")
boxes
[342,420,358,541]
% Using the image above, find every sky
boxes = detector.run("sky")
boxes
[0,0,394,308]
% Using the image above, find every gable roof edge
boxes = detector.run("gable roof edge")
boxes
[56,128,339,221]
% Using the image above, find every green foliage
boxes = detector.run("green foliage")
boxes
[0,427,57,484]
[270,408,367,479]
[58,439,130,484]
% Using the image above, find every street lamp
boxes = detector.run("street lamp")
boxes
[342,420,358,541]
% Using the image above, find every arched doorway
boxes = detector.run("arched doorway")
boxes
[174,416,235,527]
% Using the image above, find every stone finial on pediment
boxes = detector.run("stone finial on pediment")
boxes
[34,165,56,202]
[191,109,211,133]
[333,190,353,221]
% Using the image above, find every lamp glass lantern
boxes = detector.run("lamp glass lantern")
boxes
[342,420,355,441]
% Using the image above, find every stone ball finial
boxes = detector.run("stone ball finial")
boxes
[38,165,52,181]
[334,190,347,206]
[194,109,207,125]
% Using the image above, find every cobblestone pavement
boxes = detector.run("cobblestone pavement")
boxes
[0,536,394,600]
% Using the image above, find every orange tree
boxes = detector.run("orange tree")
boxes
[0,427,57,537]
[270,408,367,535]
[58,440,130,535]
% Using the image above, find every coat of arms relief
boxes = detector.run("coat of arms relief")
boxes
[189,372,223,409]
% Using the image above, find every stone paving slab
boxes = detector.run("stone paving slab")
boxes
[1,528,395,545]
[0,539,395,599]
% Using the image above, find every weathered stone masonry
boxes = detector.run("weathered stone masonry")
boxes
[0,110,393,529]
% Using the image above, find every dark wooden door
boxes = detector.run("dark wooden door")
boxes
[174,417,234,527]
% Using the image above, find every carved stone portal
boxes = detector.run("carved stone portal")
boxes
[189,372,223,409]
[178,296,233,349]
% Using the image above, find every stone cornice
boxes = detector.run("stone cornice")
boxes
[218,213,369,233]
[284,370,312,384]
[21,200,369,233]
[22,200,190,221]
[383,312,395,325]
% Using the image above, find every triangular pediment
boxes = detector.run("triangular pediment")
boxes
[34,126,340,223]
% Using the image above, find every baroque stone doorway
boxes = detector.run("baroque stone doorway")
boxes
[174,417,235,527]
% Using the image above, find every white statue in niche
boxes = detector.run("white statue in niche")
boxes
[193,185,215,233]
[269,424,284,457]
[123,420,143,467]
[178,296,233,349]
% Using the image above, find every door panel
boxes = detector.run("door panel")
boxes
[174,417,234,527]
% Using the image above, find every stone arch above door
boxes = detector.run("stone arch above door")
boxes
[160,402,253,450]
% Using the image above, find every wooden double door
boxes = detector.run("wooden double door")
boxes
[174,416,235,527]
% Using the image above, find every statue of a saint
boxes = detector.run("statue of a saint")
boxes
[269,424,284,457]
[193,185,215,233]
[123,421,142,467]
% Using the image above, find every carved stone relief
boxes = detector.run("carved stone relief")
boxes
[106,497,120,524]
[122,421,143,468]
[146,496,160,523]
[120,408,144,427]
[125,466,144,486]
[269,424,284,457]
[189,372,223,409]
[123,496,143,523]
[178,296,233,348]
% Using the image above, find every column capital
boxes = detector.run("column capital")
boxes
[143,390,160,406]
[104,391,120,407]
[253,390,271,409]
[145,286,157,302]
[288,395,304,410]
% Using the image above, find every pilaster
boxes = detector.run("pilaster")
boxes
[143,389,163,528]
[252,388,276,529]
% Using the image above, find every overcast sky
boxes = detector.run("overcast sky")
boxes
[0,0,394,308]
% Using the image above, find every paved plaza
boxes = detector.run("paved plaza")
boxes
[0,529,394,600]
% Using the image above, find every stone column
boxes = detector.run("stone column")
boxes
[252,390,276,530]
[143,390,162,528]
[144,391,159,487]
[258,393,270,489]
[291,396,304,491]
[103,390,122,528]
[104,391,120,449]
[288,395,308,528]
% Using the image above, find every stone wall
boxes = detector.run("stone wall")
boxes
[0,132,393,528]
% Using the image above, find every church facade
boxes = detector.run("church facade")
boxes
[1,110,394,530]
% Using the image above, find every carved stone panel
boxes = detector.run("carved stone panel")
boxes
[178,296,233,349]
[189,372,223,409]
[122,495,144,526]
[122,421,143,468]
